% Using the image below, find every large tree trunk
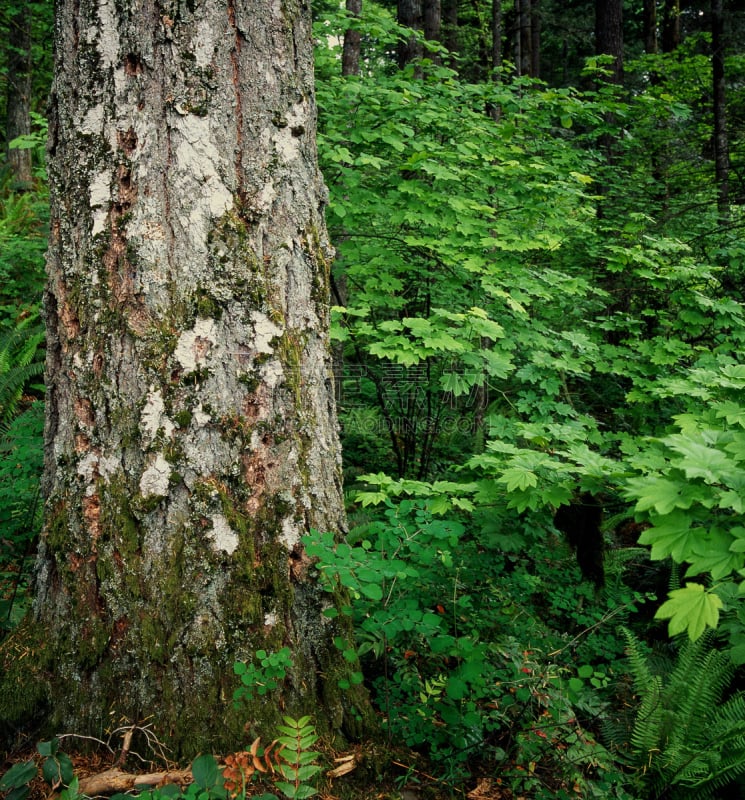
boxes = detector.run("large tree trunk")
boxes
[5,0,33,186]
[5,0,370,758]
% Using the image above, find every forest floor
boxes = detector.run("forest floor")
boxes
[2,739,513,800]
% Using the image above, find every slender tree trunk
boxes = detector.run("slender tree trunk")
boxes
[595,0,623,84]
[516,0,532,77]
[4,0,371,757]
[423,0,442,62]
[491,0,502,74]
[443,0,459,60]
[643,0,658,54]
[5,0,33,186]
[342,0,362,76]
[712,0,729,221]
[530,0,540,78]
[661,0,680,52]
[398,0,423,67]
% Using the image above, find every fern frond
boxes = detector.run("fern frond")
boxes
[617,629,745,799]
[621,626,656,695]
[0,317,45,423]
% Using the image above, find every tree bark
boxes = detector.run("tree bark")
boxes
[491,0,502,75]
[342,0,362,76]
[6,0,371,758]
[443,0,459,60]
[5,0,33,186]
[515,0,532,77]
[661,0,680,52]
[530,0,540,79]
[595,0,623,84]
[711,0,729,221]
[643,0,658,54]
[423,0,442,50]
[398,0,423,67]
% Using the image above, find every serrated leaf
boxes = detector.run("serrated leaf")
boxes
[654,583,723,640]
[628,476,690,515]
[662,433,733,484]
[638,510,696,562]
[685,527,743,580]
[497,467,538,492]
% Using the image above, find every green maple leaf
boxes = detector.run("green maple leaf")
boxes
[498,466,538,492]
[638,510,696,562]
[655,583,723,640]
[627,476,698,515]
[662,433,732,484]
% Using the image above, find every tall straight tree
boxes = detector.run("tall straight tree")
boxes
[6,0,369,756]
[342,0,362,76]
[662,0,680,52]
[595,0,623,84]
[5,0,33,185]
[711,0,730,220]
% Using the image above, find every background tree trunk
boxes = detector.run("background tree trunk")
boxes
[14,0,370,757]
[595,0,623,84]
[398,0,423,67]
[5,0,33,186]
[443,0,459,62]
[643,0,658,54]
[342,0,362,76]
[491,0,502,74]
[661,0,680,52]
[515,0,532,76]
[423,0,442,61]
[711,0,729,221]
[530,0,540,78]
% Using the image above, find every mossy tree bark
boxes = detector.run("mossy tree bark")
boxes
[19,0,371,757]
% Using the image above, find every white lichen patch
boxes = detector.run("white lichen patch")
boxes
[272,102,308,164]
[174,318,217,371]
[263,611,278,628]
[279,517,301,551]
[193,403,211,426]
[208,513,239,555]
[80,106,105,137]
[141,387,175,444]
[77,452,99,484]
[96,0,120,69]
[260,359,284,390]
[89,170,112,237]
[250,311,282,354]
[139,452,170,498]
[193,19,216,67]
[173,116,233,240]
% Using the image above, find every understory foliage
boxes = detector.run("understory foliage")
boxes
[2,0,745,797]
[609,629,745,799]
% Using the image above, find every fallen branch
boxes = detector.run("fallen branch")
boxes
[78,767,193,796]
